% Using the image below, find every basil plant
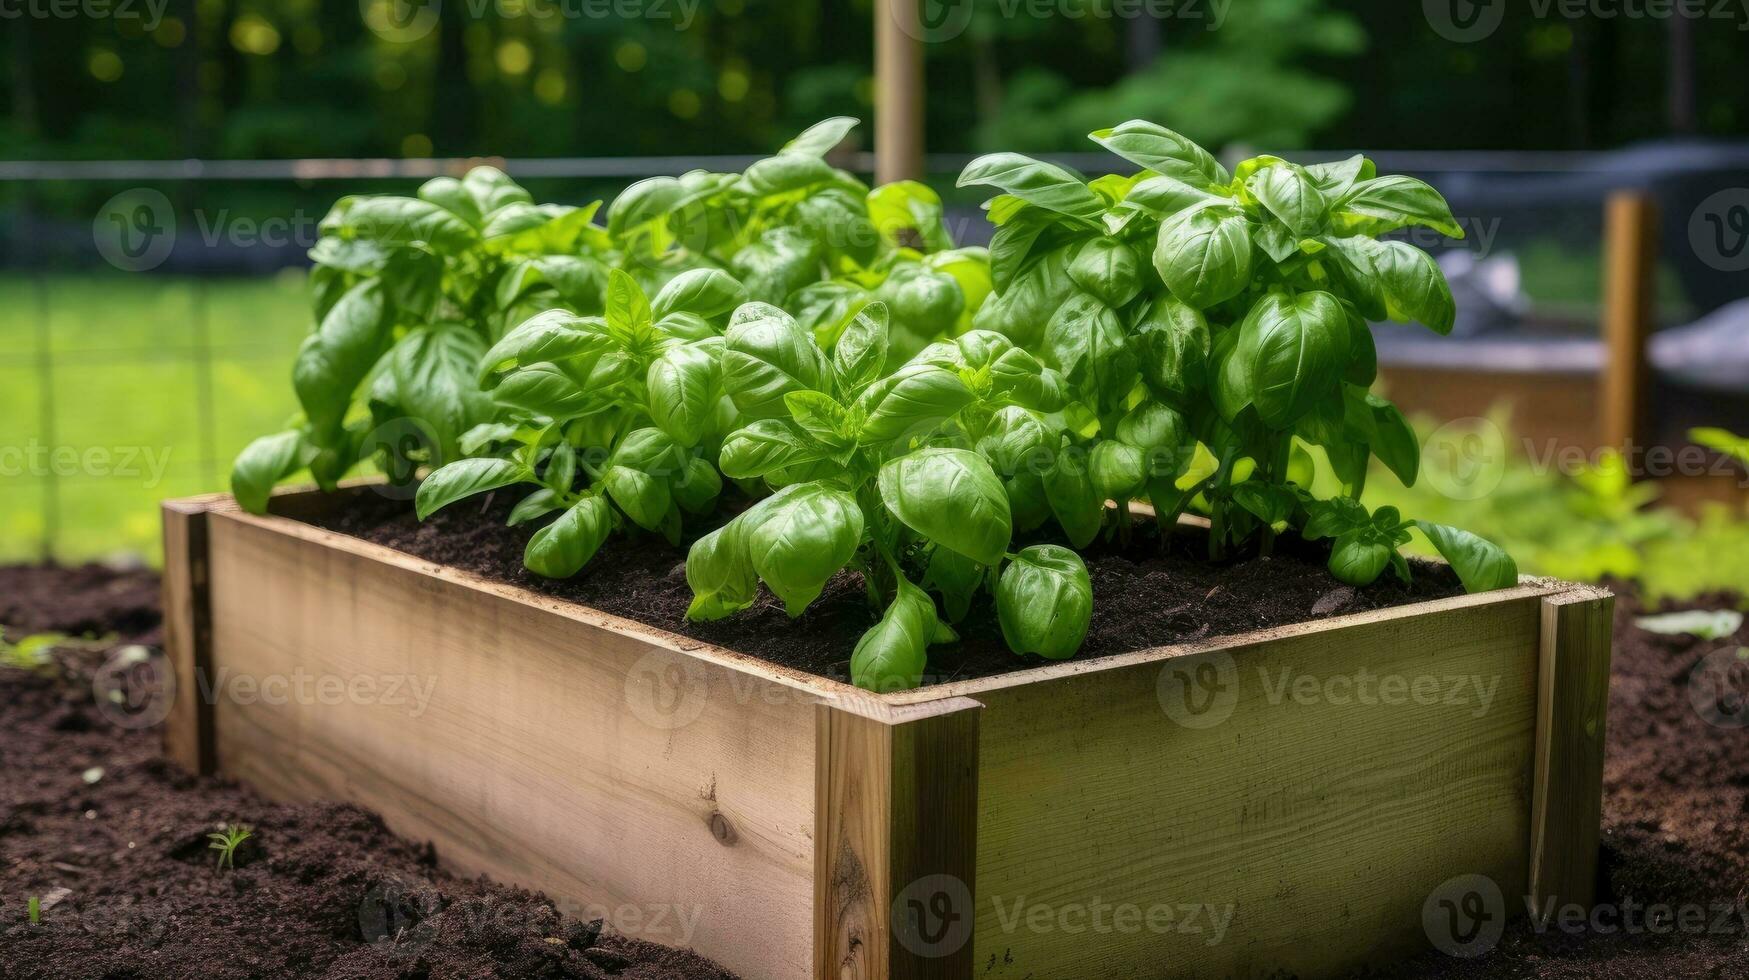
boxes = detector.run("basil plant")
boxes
[410,269,745,577]
[686,301,1093,690]
[231,165,614,512]
[958,120,1517,592]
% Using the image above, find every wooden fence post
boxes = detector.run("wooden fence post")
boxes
[1600,192,1659,459]
[816,696,981,980]
[874,0,926,185]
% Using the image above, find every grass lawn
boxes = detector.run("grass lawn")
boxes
[0,271,310,563]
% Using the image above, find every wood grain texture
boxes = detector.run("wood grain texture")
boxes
[969,595,1547,979]
[204,509,822,980]
[1530,588,1616,912]
[816,697,981,980]
[160,494,233,774]
[1601,192,1659,454]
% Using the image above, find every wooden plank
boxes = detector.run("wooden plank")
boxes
[159,495,233,774]
[970,595,1547,979]
[1529,588,1615,912]
[874,0,925,184]
[1600,192,1659,455]
[203,510,823,979]
[816,697,981,980]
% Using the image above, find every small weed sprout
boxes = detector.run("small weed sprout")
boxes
[27,895,40,925]
[208,824,253,872]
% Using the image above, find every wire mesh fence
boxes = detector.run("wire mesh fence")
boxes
[2,147,1746,563]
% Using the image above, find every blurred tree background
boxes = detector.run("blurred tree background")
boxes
[3,0,1744,164]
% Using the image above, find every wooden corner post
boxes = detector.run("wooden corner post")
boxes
[1528,587,1615,912]
[161,496,227,775]
[815,696,981,980]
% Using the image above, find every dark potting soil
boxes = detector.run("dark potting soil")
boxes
[3,563,1748,977]
[0,563,738,980]
[300,488,1466,686]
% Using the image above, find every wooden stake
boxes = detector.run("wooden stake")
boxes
[1600,192,1658,458]
[816,697,981,979]
[875,0,925,185]
[1529,588,1615,912]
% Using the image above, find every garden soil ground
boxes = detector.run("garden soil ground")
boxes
[308,488,1465,685]
[1,561,1745,979]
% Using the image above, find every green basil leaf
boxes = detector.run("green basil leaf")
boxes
[1247,163,1329,238]
[745,483,865,616]
[1153,207,1254,310]
[524,496,614,578]
[721,302,833,419]
[922,546,984,624]
[1042,441,1104,549]
[462,165,533,216]
[418,175,484,227]
[868,180,952,252]
[647,341,722,448]
[231,430,313,514]
[997,545,1093,660]
[416,457,527,519]
[507,487,562,526]
[1415,522,1519,594]
[1329,531,1391,587]
[1305,155,1375,198]
[957,152,1106,224]
[1122,175,1223,218]
[330,196,479,255]
[685,519,759,621]
[607,176,684,240]
[1334,175,1463,239]
[851,578,951,692]
[1067,237,1143,308]
[672,457,723,515]
[878,448,1013,566]
[1236,291,1348,430]
[780,116,859,157]
[856,363,976,447]
[1045,292,1138,413]
[293,280,391,440]
[479,310,611,385]
[652,268,748,323]
[1132,293,1211,410]
[390,325,495,462]
[1090,440,1147,501]
[1366,393,1420,486]
[719,419,830,480]
[1088,121,1229,186]
[833,301,891,394]
[606,267,653,334]
[602,464,672,531]
[1325,236,1456,335]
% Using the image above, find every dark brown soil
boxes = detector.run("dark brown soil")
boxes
[0,564,737,980]
[301,488,1465,687]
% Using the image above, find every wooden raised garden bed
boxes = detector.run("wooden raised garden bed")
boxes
[160,489,1613,980]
